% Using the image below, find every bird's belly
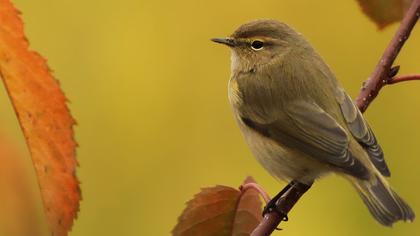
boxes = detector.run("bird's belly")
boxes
[238,121,327,184]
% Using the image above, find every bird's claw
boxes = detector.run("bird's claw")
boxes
[262,198,289,222]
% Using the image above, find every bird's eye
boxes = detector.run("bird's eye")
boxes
[251,40,264,50]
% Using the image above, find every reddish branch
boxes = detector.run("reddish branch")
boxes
[356,0,420,112]
[250,0,420,235]
[387,74,420,85]
[250,182,311,236]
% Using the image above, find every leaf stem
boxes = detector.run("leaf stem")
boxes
[240,183,271,203]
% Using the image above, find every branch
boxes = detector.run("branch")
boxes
[355,0,420,112]
[250,182,310,236]
[387,74,420,85]
[251,1,420,235]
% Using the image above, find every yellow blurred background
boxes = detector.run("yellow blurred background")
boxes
[0,0,419,235]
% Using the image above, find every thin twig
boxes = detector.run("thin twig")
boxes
[251,0,420,235]
[387,74,420,84]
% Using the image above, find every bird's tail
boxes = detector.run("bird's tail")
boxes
[352,174,415,226]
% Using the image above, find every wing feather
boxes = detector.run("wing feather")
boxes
[336,90,390,176]
[241,100,369,179]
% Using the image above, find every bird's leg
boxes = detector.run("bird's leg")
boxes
[262,180,313,225]
[262,181,294,219]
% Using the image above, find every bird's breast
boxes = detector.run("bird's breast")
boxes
[227,77,243,109]
[235,115,326,183]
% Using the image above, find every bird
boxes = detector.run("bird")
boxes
[212,19,414,226]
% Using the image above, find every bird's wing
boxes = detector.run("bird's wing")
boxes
[241,100,369,179]
[335,89,390,176]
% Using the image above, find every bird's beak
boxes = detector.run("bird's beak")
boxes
[211,37,236,47]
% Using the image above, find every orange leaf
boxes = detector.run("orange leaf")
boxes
[172,177,262,236]
[355,0,413,29]
[0,135,42,236]
[0,1,80,235]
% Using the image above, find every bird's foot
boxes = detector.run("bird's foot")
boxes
[262,182,293,221]
[263,197,289,231]
[262,198,289,221]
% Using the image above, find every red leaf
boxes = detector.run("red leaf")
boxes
[0,1,80,235]
[356,0,413,29]
[173,177,262,236]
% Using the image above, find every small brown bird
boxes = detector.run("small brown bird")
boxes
[212,19,414,226]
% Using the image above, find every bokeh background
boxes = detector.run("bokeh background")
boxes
[0,0,419,235]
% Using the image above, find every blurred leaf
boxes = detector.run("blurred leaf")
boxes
[0,1,80,235]
[355,0,413,29]
[172,177,262,236]
[0,135,42,236]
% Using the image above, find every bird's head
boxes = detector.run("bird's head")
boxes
[212,19,305,73]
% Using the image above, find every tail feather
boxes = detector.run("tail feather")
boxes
[353,175,415,226]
